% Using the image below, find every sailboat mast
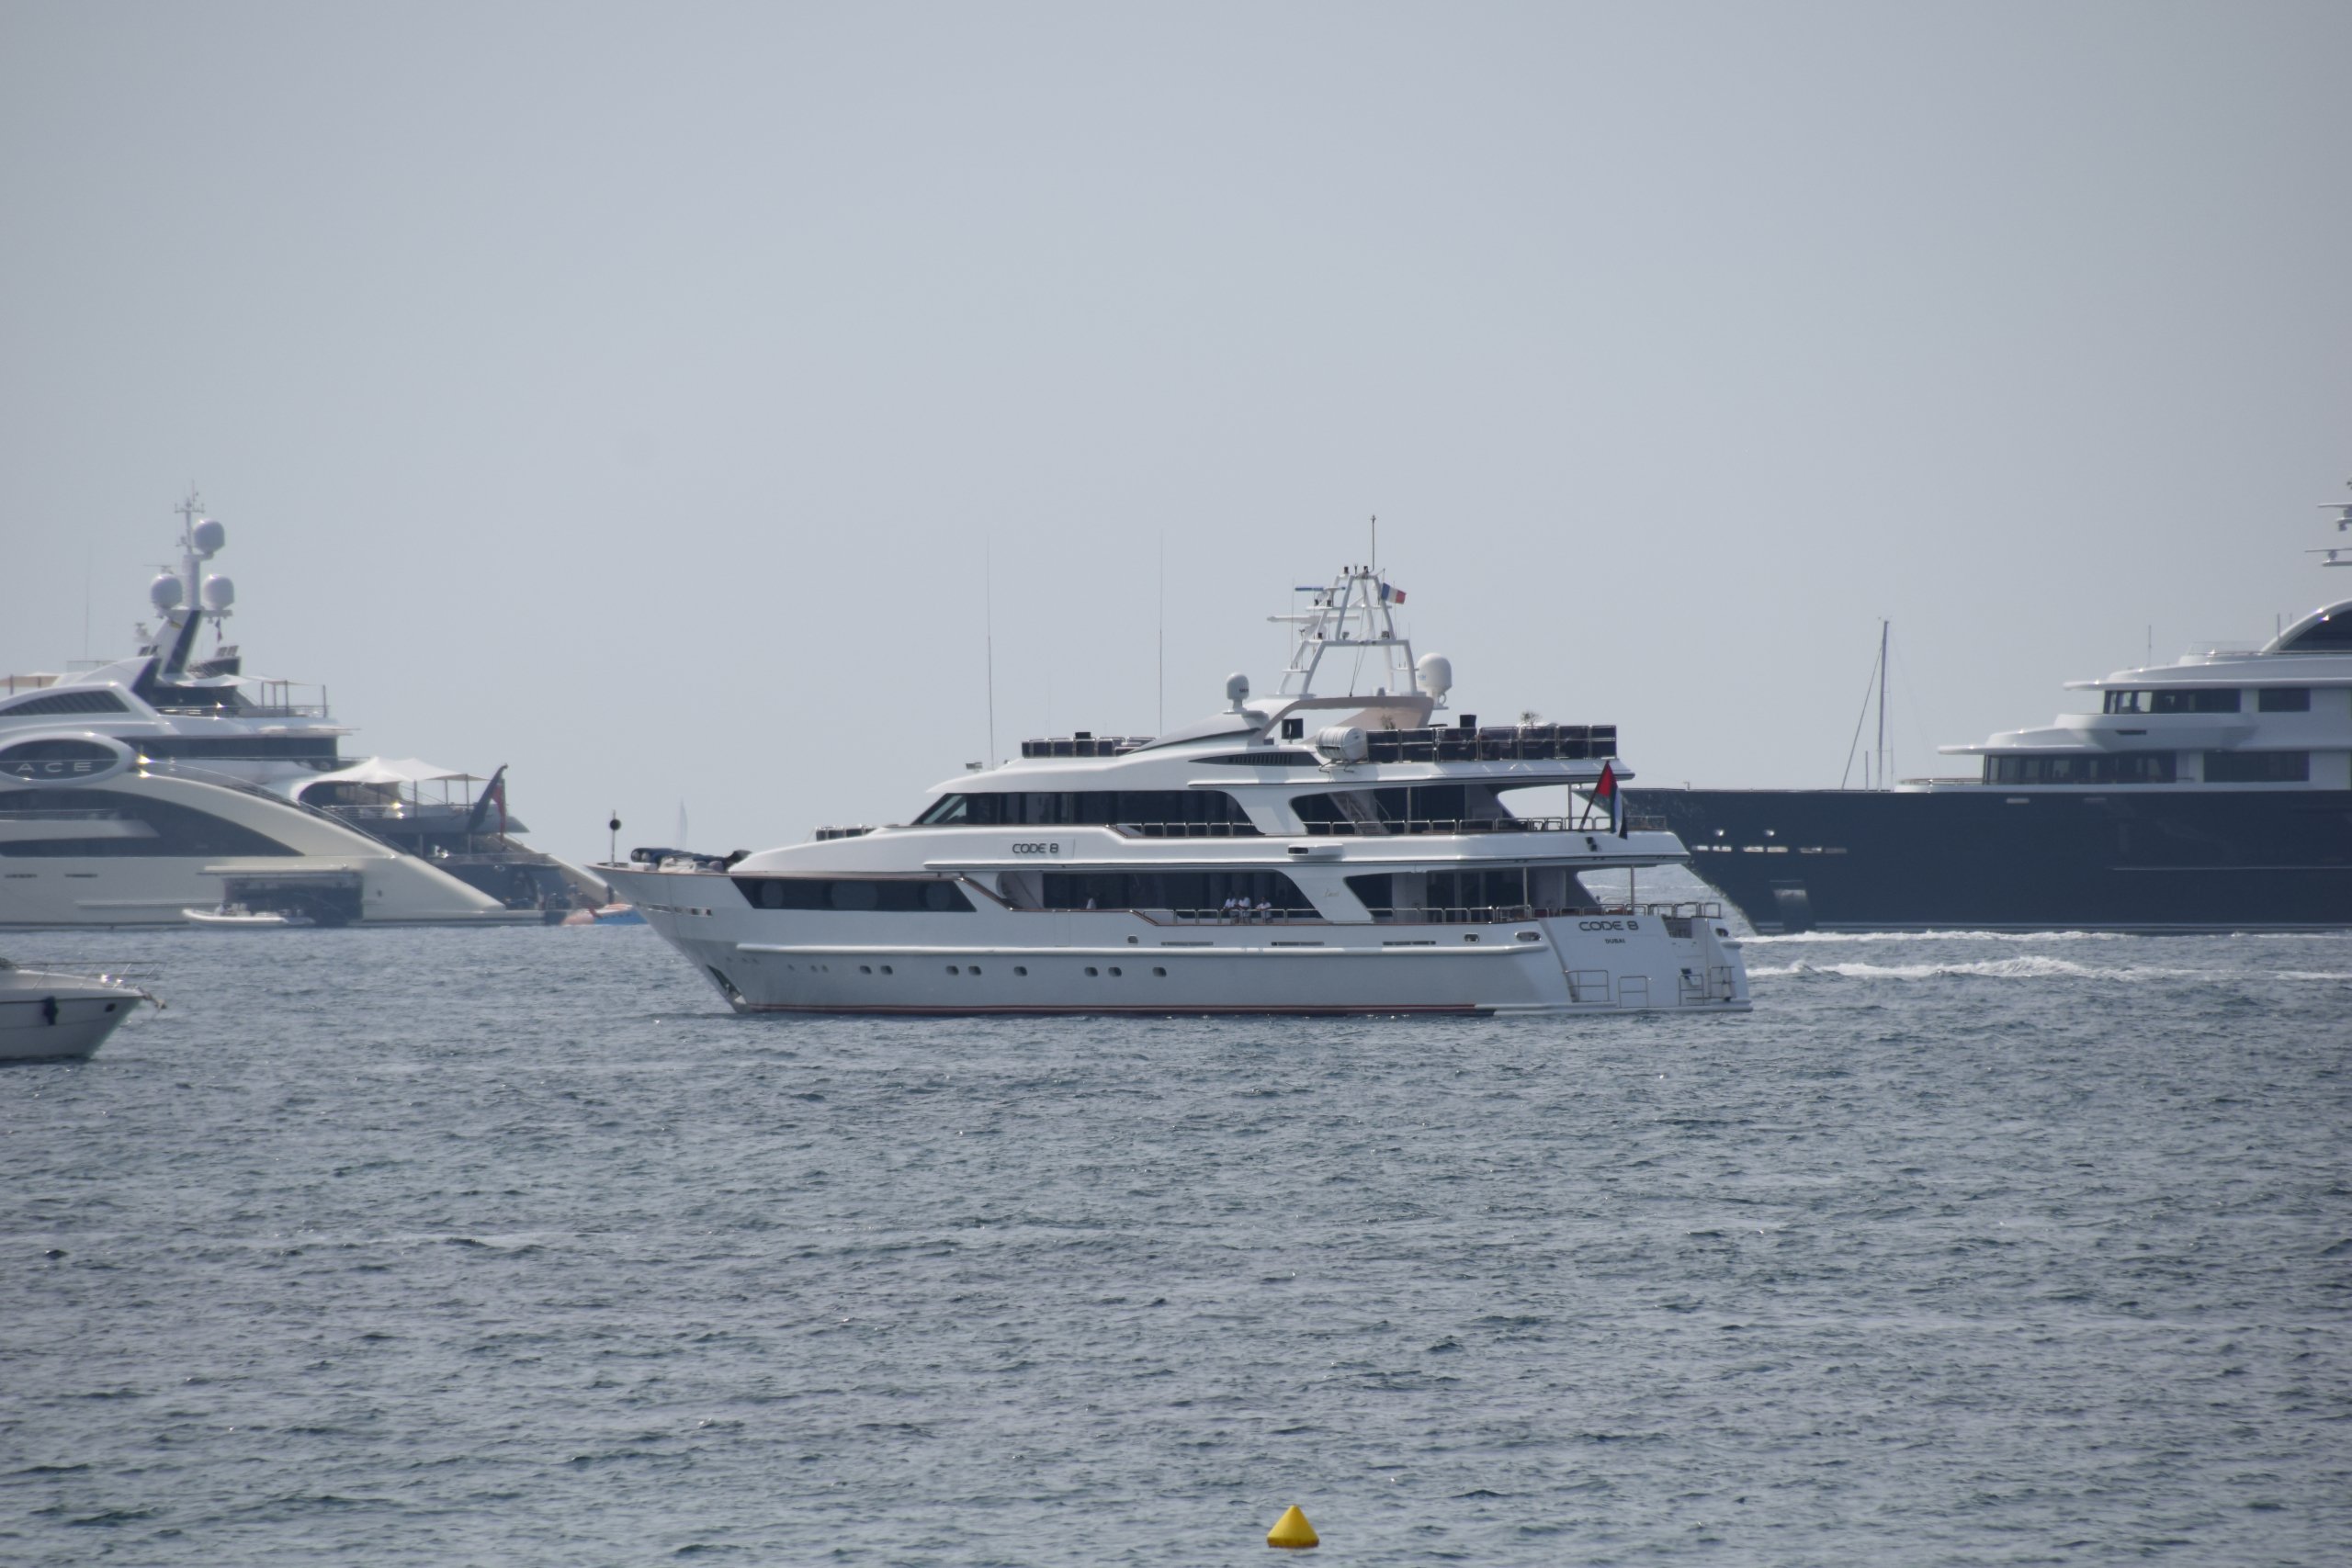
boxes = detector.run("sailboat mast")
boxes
[1875,619,1890,790]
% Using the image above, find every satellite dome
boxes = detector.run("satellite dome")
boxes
[149,573,184,611]
[1225,672,1250,710]
[1415,652,1453,700]
[191,518,226,556]
[201,573,235,611]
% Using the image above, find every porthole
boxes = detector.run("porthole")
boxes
[969,964,982,976]
[1126,935,1138,944]
[1014,965,1028,976]
[1108,966,1122,976]
[946,964,960,975]
[1085,966,1098,977]
[1152,967,1166,977]
[880,964,893,975]
[859,964,872,974]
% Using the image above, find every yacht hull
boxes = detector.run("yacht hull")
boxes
[605,867,1749,1016]
[0,982,141,1061]
[1635,786,2352,932]
[0,773,544,929]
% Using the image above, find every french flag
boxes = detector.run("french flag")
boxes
[1380,581,1407,604]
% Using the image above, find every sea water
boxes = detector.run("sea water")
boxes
[4,905,2347,1564]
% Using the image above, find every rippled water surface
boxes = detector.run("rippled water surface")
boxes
[5,912,2348,1564]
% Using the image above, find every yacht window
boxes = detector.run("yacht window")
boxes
[2256,688,2312,713]
[1346,868,1570,920]
[2103,689,2240,715]
[910,790,1259,835]
[2202,750,2309,783]
[729,876,975,912]
[1982,754,2178,785]
[136,736,342,762]
[1038,869,1311,916]
[914,794,969,825]
[0,787,300,857]
[1,689,130,716]
[1293,783,1511,834]
[2276,609,2352,652]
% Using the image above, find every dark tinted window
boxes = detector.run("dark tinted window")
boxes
[730,876,975,912]
[2257,687,2312,713]
[140,736,341,762]
[914,790,1258,834]
[0,787,299,857]
[2277,609,2352,651]
[2104,689,2239,715]
[2202,750,2310,783]
[1039,869,1309,914]
[1983,753,2178,784]
[1294,784,1501,831]
[1347,869,1559,916]
[2,689,128,716]
[1201,751,1319,766]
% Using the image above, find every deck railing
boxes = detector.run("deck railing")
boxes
[1299,813,1668,836]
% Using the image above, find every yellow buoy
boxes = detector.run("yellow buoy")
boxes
[1266,1505,1319,1550]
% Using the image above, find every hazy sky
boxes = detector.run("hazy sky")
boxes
[6,2,2348,865]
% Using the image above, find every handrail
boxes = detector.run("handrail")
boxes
[148,704,332,719]
[1036,902,1718,927]
[1301,814,1668,836]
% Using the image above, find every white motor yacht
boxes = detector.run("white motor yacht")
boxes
[601,564,1750,1016]
[0,956,154,1062]
[1,495,599,928]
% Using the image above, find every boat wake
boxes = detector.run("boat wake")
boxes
[1743,929,2135,944]
[1750,955,2352,983]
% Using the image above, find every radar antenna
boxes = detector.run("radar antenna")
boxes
[2317,479,2352,567]
[1268,560,1426,701]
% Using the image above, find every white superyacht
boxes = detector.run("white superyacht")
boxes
[601,564,1749,1016]
[1,496,596,928]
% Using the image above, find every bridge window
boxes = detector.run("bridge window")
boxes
[2103,689,2240,715]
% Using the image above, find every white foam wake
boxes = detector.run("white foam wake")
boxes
[1747,955,2301,983]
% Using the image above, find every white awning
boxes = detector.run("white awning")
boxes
[296,756,478,795]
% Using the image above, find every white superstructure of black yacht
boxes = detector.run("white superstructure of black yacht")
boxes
[601,563,1749,1016]
[0,495,598,927]
[1636,486,2352,932]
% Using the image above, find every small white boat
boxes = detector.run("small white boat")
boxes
[0,957,156,1062]
[182,904,317,928]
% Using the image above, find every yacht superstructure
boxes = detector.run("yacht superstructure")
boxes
[1,495,593,927]
[601,564,1749,1016]
[1636,488,2352,931]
